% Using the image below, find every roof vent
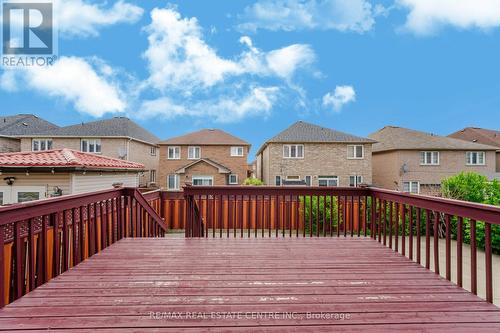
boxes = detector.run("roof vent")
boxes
[22,122,28,126]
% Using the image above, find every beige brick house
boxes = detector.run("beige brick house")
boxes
[448,127,500,173]
[159,129,251,190]
[369,126,498,195]
[255,121,374,187]
[0,115,160,187]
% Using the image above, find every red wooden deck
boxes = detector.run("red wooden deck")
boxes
[1,237,500,332]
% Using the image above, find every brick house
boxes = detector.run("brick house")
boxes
[255,121,374,187]
[448,127,500,173]
[159,129,251,190]
[369,126,498,195]
[0,115,160,187]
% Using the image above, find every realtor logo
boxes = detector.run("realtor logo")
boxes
[2,1,57,67]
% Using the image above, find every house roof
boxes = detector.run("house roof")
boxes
[0,149,144,170]
[0,114,59,136]
[256,121,375,155]
[369,126,499,153]
[174,158,231,174]
[448,127,500,148]
[160,129,250,146]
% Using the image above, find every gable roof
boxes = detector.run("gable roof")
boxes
[0,149,144,170]
[160,129,250,146]
[174,158,231,174]
[32,117,160,145]
[369,126,499,153]
[256,121,374,155]
[448,127,500,148]
[0,114,59,136]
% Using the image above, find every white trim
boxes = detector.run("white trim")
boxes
[188,146,201,160]
[283,144,304,159]
[230,146,244,157]
[167,174,180,191]
[81,138,102,153]
[347,145,364,159]
[192,175,213,186]
[31,138,53,151]
[318,176,339,187]
[167,146,181,160]
[420,151,440,166]
[229,174,238,184]
[466,151,486,166]
[403,181,420,194]
[349,175,363,187]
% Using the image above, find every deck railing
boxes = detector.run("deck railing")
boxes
[184,185,500,303]
[0,187,167,307]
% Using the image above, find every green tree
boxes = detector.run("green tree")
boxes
[243,177,264,185]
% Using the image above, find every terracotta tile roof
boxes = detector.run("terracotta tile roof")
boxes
[160,129,250,146]
[369,126,499,153]
[448,127,500,148]
[0,149,144,170]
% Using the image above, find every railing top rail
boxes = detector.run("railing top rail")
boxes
[142,188,162,201]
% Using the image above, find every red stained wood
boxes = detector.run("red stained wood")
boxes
[1,238,499,332]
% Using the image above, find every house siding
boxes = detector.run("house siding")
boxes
[0,137,20,152]
[0,173,71,204]
[71,172,139,194]
[497,151,500,173]
[257,143,372,186]
[158,145,250,189]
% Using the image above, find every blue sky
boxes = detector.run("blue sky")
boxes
[1,0,500,157]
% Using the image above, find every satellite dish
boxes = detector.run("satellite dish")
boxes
[401,163,409,174]
[118,147,127,159]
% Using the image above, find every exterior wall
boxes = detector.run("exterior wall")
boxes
[259,143,373,186]
[128,140,159,187]
[180,162,227,186]
[158,145,250,189]
[71,172,139,194]
[497,151,500,173]
[372,149,497,195]
[0,137,20,152]
[0,172,71,204]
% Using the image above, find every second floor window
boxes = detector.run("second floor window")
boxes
[420,151,439,165]
[275,175,281,186]
[283,144,304,158]
[150,170,156,183]
[231,146,244,156]
[150,147,157,156]
[167,146,180,159]
[32,138,52,151]
[347,145,364,159]
[81,139,101,153]
[188,146,201,159]
[466,151,485,165]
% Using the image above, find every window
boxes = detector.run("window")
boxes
[305,175,312,186]
[230,146,244,157]
[192,176,213,186]
[81,139,101,153]
[150,146,157,156]
[286,176,301,180]
[318,176,339,187]
[167,174,179,190]
[229,174,238,184]
[32,138,52,151]
[167,146,180,159]
[466,151,485,165]
[349,176,363,187]
[420,151,439,165]
[0,192,3,205]
[275,176,281,186]
[403,181,419,194]
[347,145,364,159]
[17,192,40,203]
[188,146,201,159]
[283,144,304,158]
[150,170,156,183]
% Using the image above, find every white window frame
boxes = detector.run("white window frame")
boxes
[188,146,201,160]
[286,176,301,180]
[420,151,439,165]
[150,170,156,183]
[466,151,486,166]
[32,138,52,151]
[230,146,244,157]
[167,174,180,191]
[81,139,101,153]
[318,176,339,187]
[275,176,281,186]
[347,145,364,159]
[305,175,312,186]
[229,174,238,184]
[403,181,420,194]
[167,146,180,160]
[283,144,304,159]
[150,146,157,156]
[192,176,213,186]
[349,175,363,187]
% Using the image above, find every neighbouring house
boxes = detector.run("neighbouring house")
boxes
[448,127,500,173]
[159,129,251,190]
[369,126,498,196]
[0,149,144,205]
[0,114,59,153]
[255,121,375,187]
[1,115,160,187]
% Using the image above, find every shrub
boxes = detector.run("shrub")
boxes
[301,196,338,235]
[243,177,264,186]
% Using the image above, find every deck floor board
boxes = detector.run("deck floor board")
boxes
[1,237,499,332]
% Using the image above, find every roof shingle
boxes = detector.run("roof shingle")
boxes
[0,114,59,136]
[448,127,500,148]
[160,129,250,146]
[369,126,499,153]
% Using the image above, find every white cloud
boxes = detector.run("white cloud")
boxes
[140,87,280,123]
[266,44,316,79]
[238,0,379,33]
[322,85,356,111]
[1,57,126,117]
[398,0,500,35]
